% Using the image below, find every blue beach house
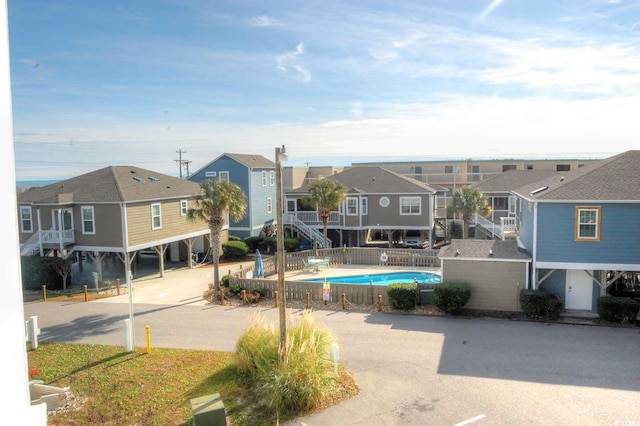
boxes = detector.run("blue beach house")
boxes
[511,150,640,311]
[189,153,277,238]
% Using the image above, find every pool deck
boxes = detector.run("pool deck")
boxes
[285,264,441,282]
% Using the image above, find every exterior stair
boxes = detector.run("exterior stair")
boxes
[284,213,332,248]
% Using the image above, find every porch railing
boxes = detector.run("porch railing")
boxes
[20,228,75,256]
[289,211,340,225]
[473,213,518,240]
[284,214,331,248]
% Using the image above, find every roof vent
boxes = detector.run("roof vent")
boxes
[133,177,144,182]
[560,176,564,182]
[149,176,159,182]
[530,186,548,195]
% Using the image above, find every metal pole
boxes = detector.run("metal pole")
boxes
[275,146,287,359]
[126,253,134,352]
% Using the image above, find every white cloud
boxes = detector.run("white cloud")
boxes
[276,43,311,82]
[474,0,506,24]
[249,14,281,27]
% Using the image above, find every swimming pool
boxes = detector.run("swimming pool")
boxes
[304,271,441,286]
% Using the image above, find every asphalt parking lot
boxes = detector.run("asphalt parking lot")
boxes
[25,261,640,425]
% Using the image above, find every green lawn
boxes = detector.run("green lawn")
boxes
[28,343,358,425]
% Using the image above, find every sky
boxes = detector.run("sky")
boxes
[7,0,640,180]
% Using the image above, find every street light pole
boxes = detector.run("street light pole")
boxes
[275,145,288,359]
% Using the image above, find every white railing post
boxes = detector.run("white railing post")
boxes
[25,316,40,350]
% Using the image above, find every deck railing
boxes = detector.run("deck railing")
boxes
[228,247,440,307]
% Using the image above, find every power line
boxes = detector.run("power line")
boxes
[174,149,190,179]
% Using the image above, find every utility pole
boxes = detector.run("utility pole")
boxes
[184,160,192,178]
[175,149,189,179]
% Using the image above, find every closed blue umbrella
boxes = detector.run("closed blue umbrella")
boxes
[254,249,264,278]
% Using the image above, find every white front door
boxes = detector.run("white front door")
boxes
[565,270,593,310]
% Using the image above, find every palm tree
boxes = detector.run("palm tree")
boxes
[303,179,346,249]
[187,179,247,294]
[447,186,489,239]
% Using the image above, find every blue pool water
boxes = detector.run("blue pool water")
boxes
[304,271,441,286]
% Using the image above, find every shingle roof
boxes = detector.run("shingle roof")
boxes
[512,150,640,201]
[224,153,275,168]
[287,166,437,194]
[439,239,531,261]
[472,169,559,192]
[189,153,275,178]
[18,166,202,204]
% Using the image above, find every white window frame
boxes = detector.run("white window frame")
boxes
[262,171,267,186]
[347,197,358,216]
[400,196,421,215]
[205,171,217,178]
[81,206,96,235]
[269,170,275,186]
[267,197,273,214]
[575,206,601,241]
[20,206,33,233]
[180,199,188,216]
[219,171,229,182]
[151,203,162,230]
[361,197,368,216]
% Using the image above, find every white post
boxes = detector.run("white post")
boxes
[26,316,41,350]
[330,342,340,378]
[124,319,133,352]
[0,1,47,421]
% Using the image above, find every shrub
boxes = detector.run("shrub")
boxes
[387,283,418,310]
[202,283,215,302]
[21,256,64,291]
[229,284,244,296]
[244,236,264,252]
[221,275,230,287]
[520,289,563,320]
[253,287,266,298]
[434,283,471,315]
[234,313,339,416]
[284,237,300,252]
[597,296,639,324]
[544,297,564,321]
[262,237,277,253]
[222,240,249,259]
[228,235,242,242]
[257,236,299,253]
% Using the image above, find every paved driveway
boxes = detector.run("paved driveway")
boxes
[24,264,640,426]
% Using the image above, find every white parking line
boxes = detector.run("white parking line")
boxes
[453,414,486,426]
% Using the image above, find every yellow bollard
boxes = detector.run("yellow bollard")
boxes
[341,293,346,310]
[274,291,279,308]
[84,285,88,302]
[306,292,311,310]
[42,285,47,302]
[378,294,383,312]
[242,289,247,305]
[146,325,151,354]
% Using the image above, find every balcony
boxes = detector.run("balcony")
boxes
[21,228,75,256]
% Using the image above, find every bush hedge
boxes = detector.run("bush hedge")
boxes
[244,236,263,252]
[434,283,471,315]
[21,256,64,291]
[221,240,249,259]
[597,296,639,324]
[520,289,563,320]
[387,283,418,310]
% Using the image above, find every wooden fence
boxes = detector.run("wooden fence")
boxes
[227,247,440,307]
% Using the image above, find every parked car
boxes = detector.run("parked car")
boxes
[403,230,426,248]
